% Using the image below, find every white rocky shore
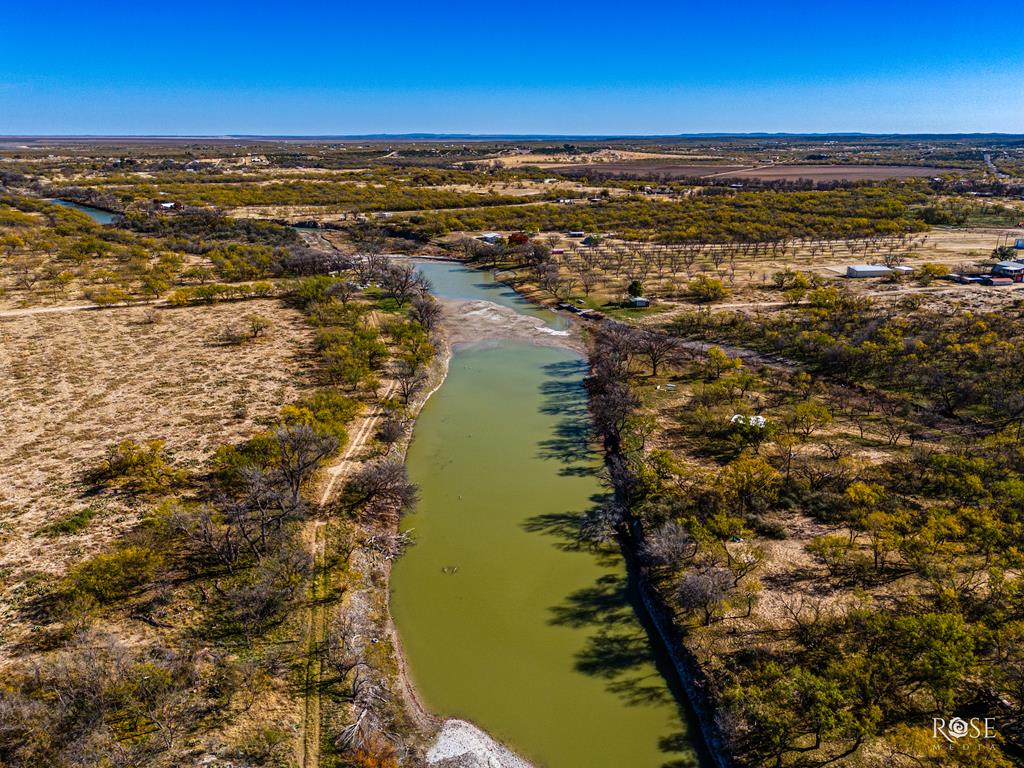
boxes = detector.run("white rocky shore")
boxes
[426,720,534,768]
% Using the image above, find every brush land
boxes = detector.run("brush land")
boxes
[2,134,1024,768]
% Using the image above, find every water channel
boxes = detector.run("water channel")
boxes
[390,261,707,768]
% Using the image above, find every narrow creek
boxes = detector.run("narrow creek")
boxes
[390,261,710,768]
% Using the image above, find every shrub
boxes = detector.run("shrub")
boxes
[86,286,131,306]
[917,262,950,284]
[279,390,361,443]
[211,431,280,488]
[687,274,729,303]
[64,545,162,602]
[86,439,188,495]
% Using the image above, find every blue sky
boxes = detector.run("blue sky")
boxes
[2,0,1022,135]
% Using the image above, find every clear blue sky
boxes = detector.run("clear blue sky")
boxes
[2,0,1022,135]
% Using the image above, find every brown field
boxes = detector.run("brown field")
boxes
[553,161,748,178]
[0,299,314,651]
[722,163,959,181]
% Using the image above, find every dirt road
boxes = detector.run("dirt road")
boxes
[298,380,396,768]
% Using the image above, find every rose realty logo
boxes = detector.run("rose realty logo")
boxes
[933,716,996,743]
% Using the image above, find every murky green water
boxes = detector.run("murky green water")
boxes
[390,262,707,768]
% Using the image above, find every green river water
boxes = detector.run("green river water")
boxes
[390,262,706,768]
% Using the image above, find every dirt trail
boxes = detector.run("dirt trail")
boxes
[0,300,164,319]
[298,380,397,768]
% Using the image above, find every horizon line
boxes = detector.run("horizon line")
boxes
[3,131,1024,143]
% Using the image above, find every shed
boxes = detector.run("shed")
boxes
[627,297,651,308]
[992,261,1024,277]
[983,276,1015,286]
[1015,239,1024,249]
[893,265,914,273]
[568,230,586,238]
[846,264,892,278]
[477,232,502,244]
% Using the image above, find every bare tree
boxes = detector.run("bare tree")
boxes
[634,330,679,377]
[328,280,358,305]
[643,521,698,568]
[343,459,418,523]
[675,567,733,625]
[394,358,428,405]
[274,425,339,507]
[380,263,429,306]
[377,418,407,450]
[410,293,442,332]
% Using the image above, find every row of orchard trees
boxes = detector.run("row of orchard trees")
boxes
[448,228,931,305]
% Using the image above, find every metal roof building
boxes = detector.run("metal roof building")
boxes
[846,264,893,278]
[992,261,1024,276]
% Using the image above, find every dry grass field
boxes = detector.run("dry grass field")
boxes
[0,299,314,651]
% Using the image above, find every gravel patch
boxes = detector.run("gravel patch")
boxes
[427,720,534,768]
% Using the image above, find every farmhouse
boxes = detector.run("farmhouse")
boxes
[992,261,1024,278]
[846,264,892,278]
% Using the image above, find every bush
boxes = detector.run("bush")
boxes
[64,545,162,602]
[687,274,729,303]
[279,390,361,443]
[235,727,290,762]
[86,286,131,306]
[211,431,280,488]
[86,439,188,495]
[917,262,950,284]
